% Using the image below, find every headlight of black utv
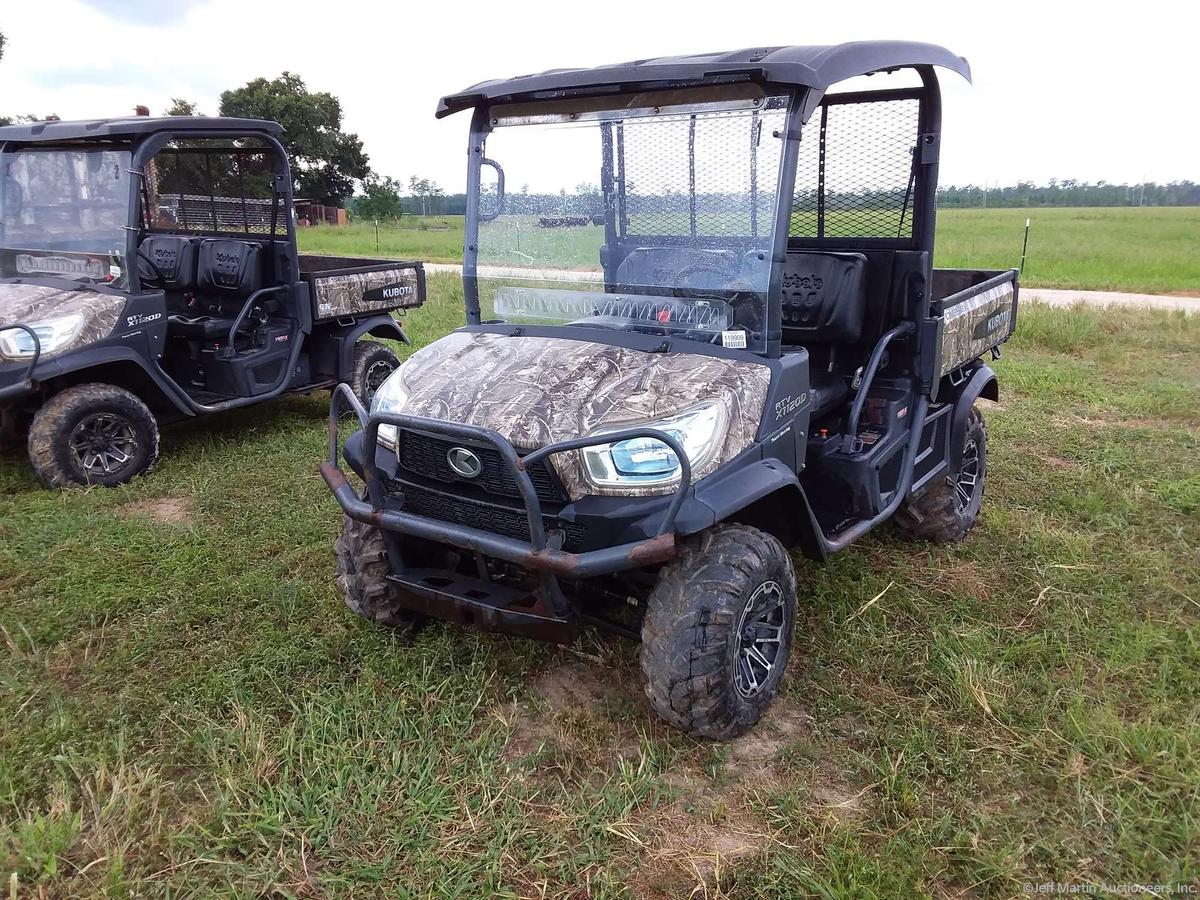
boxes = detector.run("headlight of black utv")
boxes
[581,402,727,489]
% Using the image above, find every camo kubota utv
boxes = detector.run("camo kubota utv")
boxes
[324,42,1019,739]
[0,117,424,488]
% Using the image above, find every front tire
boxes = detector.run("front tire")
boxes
[335,513,424,632]
[640,524,798,740]
[895,405,988,543]
[349,341,400,408]
[27,383,159,488]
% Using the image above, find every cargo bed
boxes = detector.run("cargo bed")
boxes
[299,255,426,323]
[931,268,1019,379]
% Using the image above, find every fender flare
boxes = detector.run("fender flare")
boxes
[948,363,998,472]
[695,457,830,562]
[335,315,410,379]
[30,345,195,416]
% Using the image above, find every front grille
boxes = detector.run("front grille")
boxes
[396,429,568,503]
[397,482,586,551]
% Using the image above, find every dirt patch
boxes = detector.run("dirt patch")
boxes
[727,698,812,766]
[117,497,195,526]
[531,661,621,711]
[499,661,639,770]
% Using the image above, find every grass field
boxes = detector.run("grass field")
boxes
[1,275,1197,897]
[299,207,1200,295]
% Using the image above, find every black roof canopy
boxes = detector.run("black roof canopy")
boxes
[437,41,971,118]
[0,116,283,144]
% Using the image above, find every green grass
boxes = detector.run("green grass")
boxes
[2,278,1199,896]
[300,207,1200,295]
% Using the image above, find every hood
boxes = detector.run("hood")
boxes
[0,282,125,359]
[392,331,772,498]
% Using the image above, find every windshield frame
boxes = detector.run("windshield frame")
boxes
[462,84,806,358]
[0,142,139,290]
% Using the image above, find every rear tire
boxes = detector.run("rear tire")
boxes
[27,383,159,488]
[349,341,400,408]
[335,512,424,633]
[640,524,798,740]
[895,405,987,543]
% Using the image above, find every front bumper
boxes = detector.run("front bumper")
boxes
[321,384,689,580]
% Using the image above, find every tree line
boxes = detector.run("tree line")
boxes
[938,180,1199,208]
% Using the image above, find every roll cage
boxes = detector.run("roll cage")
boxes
[441,42,971,359]
[0,117,297,298]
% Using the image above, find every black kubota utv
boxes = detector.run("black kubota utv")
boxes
[0,116,424,487]
[324,42,1019,738]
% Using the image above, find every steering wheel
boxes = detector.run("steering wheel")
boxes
[136,248,167,288]
[672,261,763,336]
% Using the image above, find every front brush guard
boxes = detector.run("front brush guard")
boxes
[321,384,690,641]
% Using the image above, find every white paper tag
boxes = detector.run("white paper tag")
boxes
[721,330,747,349]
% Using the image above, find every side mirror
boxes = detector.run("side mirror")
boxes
[478,158,505,222]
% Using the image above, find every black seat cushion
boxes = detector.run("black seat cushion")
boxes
[781,251,868,344]
[138,236,197,291]
[167,314,241,341]
[197,239,263,298]
[809,373,849,417]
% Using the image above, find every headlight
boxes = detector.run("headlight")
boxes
[582,402,727,489]
[370,368,410,451]
[0,313,86,359]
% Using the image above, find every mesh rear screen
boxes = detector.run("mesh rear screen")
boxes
[790,96,920,239]
[145,140,284,235]
[619,96,787,238]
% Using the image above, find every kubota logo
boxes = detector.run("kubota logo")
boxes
[446,447,483,479]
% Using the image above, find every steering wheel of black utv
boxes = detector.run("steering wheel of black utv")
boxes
[673,261,761,337]
[136,248,167,288]
[673,261,743,302]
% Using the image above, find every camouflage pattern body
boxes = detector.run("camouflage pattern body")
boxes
[938,279,1017,378]
[0,282,125,359]
[312,266,422,320]
[392,331,771,499]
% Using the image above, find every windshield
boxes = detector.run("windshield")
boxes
[0,148,133,289]
[472,89,791,352]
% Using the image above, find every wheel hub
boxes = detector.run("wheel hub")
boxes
[363,360,394,404]
[69,413,138,477]
[954,437,981,511]
[733,580,787,699]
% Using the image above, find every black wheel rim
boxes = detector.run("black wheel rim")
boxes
[69,413,138,478]
[954,437,981,511]
[363,360,394,405]
[733,580,787,699]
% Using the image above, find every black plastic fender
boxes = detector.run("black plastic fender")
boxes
[948,363,997,473]
[333,315,409,380]
[28,344,196,416]
[695,456,830,561]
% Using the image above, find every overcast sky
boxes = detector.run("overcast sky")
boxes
[1,0,1196,193]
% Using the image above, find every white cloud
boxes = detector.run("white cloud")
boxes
[1,0,1196,191]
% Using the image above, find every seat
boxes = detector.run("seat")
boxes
[138,235,197,291]
[166,315,242,341]
[195,238,263,297]
[780,251,868,344]
[168,239,264,343]
[780,251,869,417]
